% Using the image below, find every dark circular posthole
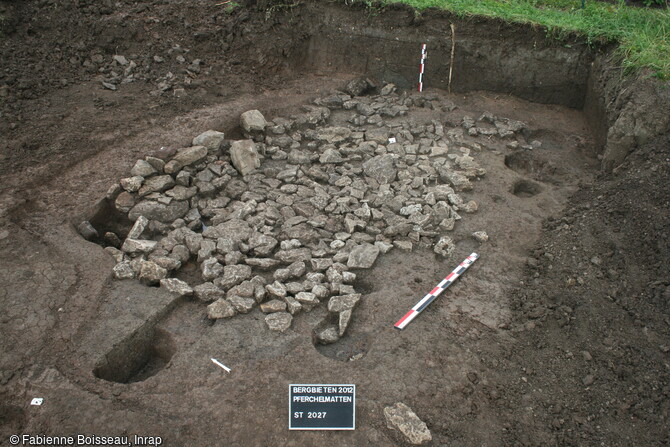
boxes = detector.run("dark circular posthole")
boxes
[504,151,545,174]
[512,179,543,198]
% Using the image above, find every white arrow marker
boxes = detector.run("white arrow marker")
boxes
[211,358,231,373]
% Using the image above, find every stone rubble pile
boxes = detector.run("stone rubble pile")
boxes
[92,45,206,97]
[99,79,526,342]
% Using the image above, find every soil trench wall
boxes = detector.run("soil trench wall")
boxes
[584,53,670,171]
[296,5,592,108]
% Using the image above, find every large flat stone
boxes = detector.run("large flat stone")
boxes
[363,154,396,184]
[230,140,260,175]
[240,109,267,133]
[192,130,225,154]
[384,402,432,445]
[128,200,189,223]
[347,243,380,269]
[164,146,208,174]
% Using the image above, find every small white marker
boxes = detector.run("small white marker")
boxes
[211,358,231,373]
[31,398,44,406]
[388,137,397,144]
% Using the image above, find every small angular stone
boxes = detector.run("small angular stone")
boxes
[265,312,292,332]
[207,299,237,319]
[194,282,225,302]
[216,264,253,289]
[160,278,193,296]
[145,156,165,173]
[192,130,225,154]
[245,258,280,269]
[254,283,267,303]
[339,309,353,336]
[138,261,167,285]
[130,160,157,177]
[106,183,122,201]
[274,248,312,264]
[311,258,333,271]
[439,170,471,191]
[472,231,489,243]
[316,126,351,144]
[128,200,189,223]
[151,256,181,271]
[241,110,267,133]
[228,295,256,313]
[166,185,198,201]
[227,280,255,298]
[127,215,149,239]
[197,239,217,263]
[394,240,413,251]
[105,246,125,263]
[201,257,224,281]
[260,299,287,313]
[285,281,306,294]
[77,221,98,241]
[461,200,479,213]
[434,236,455,257]
[311,285,329,300]
[315,326,339,344]
[345,77,372,96]
[284,296,302,315]
[121,238,157,254]
[266,281,287,299]
[319,148,344,164]
[328,294,361,313]
[120,176,144,192]
[113,262,135,279]
[295,291,319,306]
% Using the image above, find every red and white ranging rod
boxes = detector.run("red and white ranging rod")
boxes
[418,43,427,92]
[394,253,479,330]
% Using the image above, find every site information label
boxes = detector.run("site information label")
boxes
[289,384,356,430]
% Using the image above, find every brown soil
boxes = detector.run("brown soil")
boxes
[1,1,668,446]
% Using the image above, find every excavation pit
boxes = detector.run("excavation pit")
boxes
[93,326,176,384]
[74,7,610,442]
[93,82,592,351]
[511,179,542,198]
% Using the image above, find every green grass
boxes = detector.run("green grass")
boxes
[223,1,241,13]
[377,0,670,79]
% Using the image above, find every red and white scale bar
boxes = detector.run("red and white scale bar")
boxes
[394,253,479,330]
[418,43,427,92]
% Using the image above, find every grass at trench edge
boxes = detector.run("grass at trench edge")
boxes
[371,0,670,80]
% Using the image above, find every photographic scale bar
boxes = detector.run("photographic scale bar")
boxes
[394,253,479,330]
[418,43,427,92]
